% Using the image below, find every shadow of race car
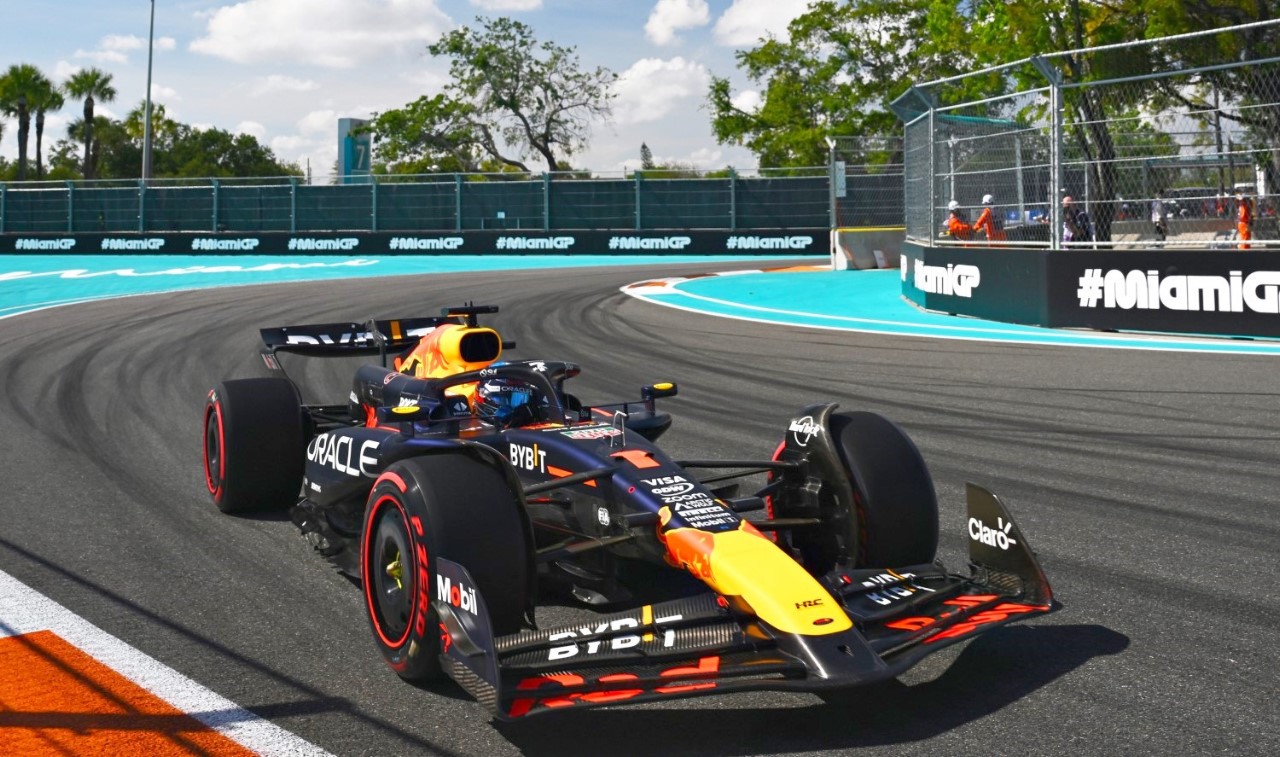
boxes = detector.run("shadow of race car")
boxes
[201,304,1058,719]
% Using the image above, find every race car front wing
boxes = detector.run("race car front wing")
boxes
[434,483,1058,719]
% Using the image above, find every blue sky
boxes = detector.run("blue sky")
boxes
[1,0,812,181]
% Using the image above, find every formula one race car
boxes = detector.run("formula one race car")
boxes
[201,304,1057,719]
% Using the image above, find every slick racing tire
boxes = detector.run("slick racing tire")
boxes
[361,453,531,682]
[203,378,306,514]
[829,411,938,568]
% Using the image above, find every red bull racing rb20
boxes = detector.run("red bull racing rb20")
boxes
[202,304,1058,719]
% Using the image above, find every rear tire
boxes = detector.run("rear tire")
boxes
[361,453,531,682]
[203,378,306,514]
[829,411,938,568]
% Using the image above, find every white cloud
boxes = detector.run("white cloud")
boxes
[713,0,810,46]
[297,109,339,137]
[191,0,453,69]
[101,34,146,52]
[73,48,128,65]
[645,0,709,46]
[613,57,710,126]
[271,135,314,153]
[250,74,320,97]
[71,33,175,64]
[151,83,181,102]
[730,89,762,112]
[235,120,267,140]
[53,61,81,82]
[469,0,542,10]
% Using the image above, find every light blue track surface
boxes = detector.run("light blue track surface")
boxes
[0,254,765,320]
[625,268,1280,355]
[3,254,1278,355]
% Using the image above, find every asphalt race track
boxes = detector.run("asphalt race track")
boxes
[1,260,1277,755]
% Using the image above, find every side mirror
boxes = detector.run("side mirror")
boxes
[642,382,678,401]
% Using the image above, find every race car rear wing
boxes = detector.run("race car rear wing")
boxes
[259,316,458,357]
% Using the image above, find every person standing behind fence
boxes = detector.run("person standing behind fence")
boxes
[973,194,1006,242]
[1062,196,1093,245]
[1236,189,1253,249]
[1151,191,1168,243]
[943,200,973,241]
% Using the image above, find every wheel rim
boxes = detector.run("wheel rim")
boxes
[203,405,223,496]
[367,497,415,647]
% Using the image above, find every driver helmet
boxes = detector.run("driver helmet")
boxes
[475,371,537,426]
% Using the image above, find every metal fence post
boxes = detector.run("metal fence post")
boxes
[138,179,146,233]
[542,172,551,231]
[827,138,838,230]
[211,179,219,232]
[729,167,737,231]
[289,177,298,234]
[454,173,463,232]
[1015,135,1025,225]
[0,183,5,234]
[66,181,75,233]
[371,175,378,232]
[634,171,643,230]
[1032,56,1063,249]
[927,107,936,230]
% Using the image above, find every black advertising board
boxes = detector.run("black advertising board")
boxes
[0,229,828,256]
[1048,249,1280,337]
[903,242,1280,338]
[900,242,1052,326]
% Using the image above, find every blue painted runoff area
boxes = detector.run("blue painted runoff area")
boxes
[627,268,1280,356]
[0,254,766,321]
[4,254,1278,355]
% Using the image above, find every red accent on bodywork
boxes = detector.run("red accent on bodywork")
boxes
[548,465,597,487]
[610,449,660,469]
[375,470,408,494]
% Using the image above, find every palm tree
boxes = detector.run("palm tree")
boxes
[0,63,47,180]
[63,67,116,180]
[30,73,63,179]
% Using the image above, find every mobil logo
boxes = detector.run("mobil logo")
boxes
[436,574,477,616]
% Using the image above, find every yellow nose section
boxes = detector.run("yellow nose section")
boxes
[663,521,852,635]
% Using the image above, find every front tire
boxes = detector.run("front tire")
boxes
[829,411,938,568]
[203,378,306,514]
[361,453,531,682]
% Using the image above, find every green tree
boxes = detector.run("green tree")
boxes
[368,94,485,174]
[640,142,654,170]
[162,126,299,178]
[123,100,180,149]
[1140,2,1280,194]
[30,73,64,179]
[0,63,49,180]
[62,67,116,179]
[424,16,616,171]
[708,1,969,167]
[45,137,82,180]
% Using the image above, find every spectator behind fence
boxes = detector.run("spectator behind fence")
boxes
[1062,196,1094,244]
[943,200,973,241]
[1151,191,1168,243]
[1237,189,1253,250]
[973,194,1006,242]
